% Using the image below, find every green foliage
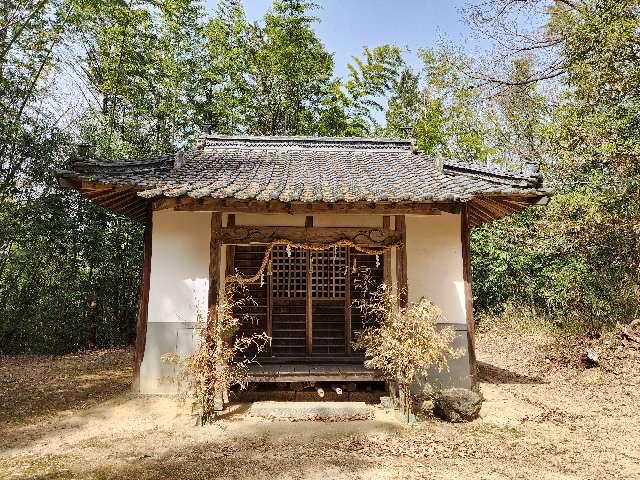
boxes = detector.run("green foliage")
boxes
[547,0,640,166]
[384,68,421,138]
[417,47,495,161]
[0,121,143,353]
[3,0,639,354]
[468,0,640,334]
[344,45,405,134]
[382,46,500,161]
[0,0,408,353]
[67,0,206,157]
[198,0,252,133]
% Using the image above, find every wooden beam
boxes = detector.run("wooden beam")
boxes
[86,186,124,202]
[208,213,223,315]
[478,197,516,218]
[467,209,485,229]
[100,192,140,212]
[154,197,457,216]
[395,215,408,308]
[248,371,383,383]
[128,202,152,223]
[461,205,478,389]
[79,179,114,191]
[134,208,153,383]
[468,201,497,224]
[215,225,402,246]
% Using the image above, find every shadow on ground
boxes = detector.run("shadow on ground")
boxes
[0,349,133,450]
[477,361,546,385]
[24,440,374,480]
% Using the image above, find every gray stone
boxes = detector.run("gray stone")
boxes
[582,348,599,368]
[433,388,482,423]
[419,400,434,415]
[380,396,395,409]
[249,401,371,421]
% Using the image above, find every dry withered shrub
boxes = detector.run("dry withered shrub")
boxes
[352,277,461,415]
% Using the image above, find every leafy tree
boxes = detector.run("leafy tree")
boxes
[383,46,517,163]
[488,57,550,167]
[67,0,206,158]
[244,0,334,135]
[0,0,411,353]
[0,1,146,353]
[417,47,495,161]
[197,0,252,133]
[468,0,640,332]
[343,45,405,134]
[384,67,422,138]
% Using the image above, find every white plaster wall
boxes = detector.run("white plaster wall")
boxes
[148,210,212,324]
[405,213,466,324]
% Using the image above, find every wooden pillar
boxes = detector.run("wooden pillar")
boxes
[225,214,235,277]
[305,216,313,355]
[394,215,408,307]
[208,212,224,412]
[261,213,273,338]
[345,247,352,354]
[134,207,152,377]
[208,212,223,324]
[461,205,478,388]
[382,216,392,286]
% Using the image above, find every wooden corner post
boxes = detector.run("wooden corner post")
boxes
[134,207,152,380]
[208,212,223,323]
[208,212,224,411]
[461,205,478,388]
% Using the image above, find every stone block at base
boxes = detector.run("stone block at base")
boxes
[249,401,371,421]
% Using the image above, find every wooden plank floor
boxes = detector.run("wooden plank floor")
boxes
[247,363,383,382]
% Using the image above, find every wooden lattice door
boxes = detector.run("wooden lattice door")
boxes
[271,245,308,357]
[234,245,384,361]
[310,247,348,355]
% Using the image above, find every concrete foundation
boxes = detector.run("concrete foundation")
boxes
[137,322,470,395]
[413,324,472,392]
[138,321,198,394]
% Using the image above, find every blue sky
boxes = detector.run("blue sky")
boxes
[204,0,481,78]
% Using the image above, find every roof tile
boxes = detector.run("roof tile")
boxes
[61,135,549,203]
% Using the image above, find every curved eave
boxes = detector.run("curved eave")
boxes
[466,193,550,228]
[58,173,150,223]
[58,172,550,227]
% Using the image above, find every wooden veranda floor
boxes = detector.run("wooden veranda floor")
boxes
[247,364,383,383]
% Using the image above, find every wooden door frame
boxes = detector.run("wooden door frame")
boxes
[223,222,391,360]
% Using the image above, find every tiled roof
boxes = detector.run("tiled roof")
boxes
[62,135,548,204]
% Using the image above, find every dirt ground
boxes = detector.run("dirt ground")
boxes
[1,326,639,480]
